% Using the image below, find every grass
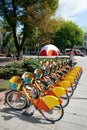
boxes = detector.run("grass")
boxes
[0,79,9,92]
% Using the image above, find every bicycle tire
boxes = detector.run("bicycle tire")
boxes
[36,80,69,108]
[67,87,73,97]
[5,90,28,110]
[60,93,69,108]
[72,83,77,90]
[40,104,64,122]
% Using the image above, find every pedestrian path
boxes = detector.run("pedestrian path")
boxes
[0,56,87,130]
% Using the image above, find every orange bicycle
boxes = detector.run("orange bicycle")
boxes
[5,76,64,122]
[22,70,69,108]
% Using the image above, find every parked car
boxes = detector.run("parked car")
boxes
[65,49,85,56]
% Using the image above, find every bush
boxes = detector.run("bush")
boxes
[0,57,68,79]
[0,58,42,79]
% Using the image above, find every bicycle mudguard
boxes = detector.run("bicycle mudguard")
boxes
[37,95,60,110]
[64,76,74,83]
[72,66,82,72]
[71,69,79,72]
[58,80,71,89]
[70,71,79,76]
[51,87,66,97]
[73,66,81,69]
[68,72,76,76]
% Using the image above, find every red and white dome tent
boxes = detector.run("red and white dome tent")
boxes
[39,44,60,56]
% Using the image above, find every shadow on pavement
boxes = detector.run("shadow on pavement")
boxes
[0,106,55,125]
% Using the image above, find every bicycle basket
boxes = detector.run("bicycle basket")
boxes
[43,67,50,76]
[24,72,34,84]
[9,76,21,90]
[34,69,43,79]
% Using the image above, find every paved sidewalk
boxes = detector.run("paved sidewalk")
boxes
[0,56,87,130]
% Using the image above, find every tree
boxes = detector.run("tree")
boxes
[37,18,61,46]
[21,0,59,52]
[0,0,59,60]
[0,19,7,53]
[53,20,84,51]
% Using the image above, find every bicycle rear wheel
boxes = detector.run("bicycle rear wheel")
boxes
[40,104,64,122]
[5,90,27,110]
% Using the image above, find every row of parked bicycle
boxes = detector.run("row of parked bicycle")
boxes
[5,59,83,122]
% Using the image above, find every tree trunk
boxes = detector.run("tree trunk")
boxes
[17,50,23,60]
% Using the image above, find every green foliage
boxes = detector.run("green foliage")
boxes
[0,66,24,79]
[40,0,59,15]
[0,0,59,60]
[0,58,42,79]
[53,20,84,50]
[24,26,40,51]
[0,79,9,92]
[22,58,42,72]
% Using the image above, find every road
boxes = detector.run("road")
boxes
[0,56,87,130]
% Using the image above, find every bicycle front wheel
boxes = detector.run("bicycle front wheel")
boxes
[60,93,69,108]
[40,104,64,122]
[67,87,73,97]
[5,90,27,110]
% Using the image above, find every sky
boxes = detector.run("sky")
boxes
[55,0,87,27]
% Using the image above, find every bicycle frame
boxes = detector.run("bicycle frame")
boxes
[34,79,67,98]
[22,86,61,111]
